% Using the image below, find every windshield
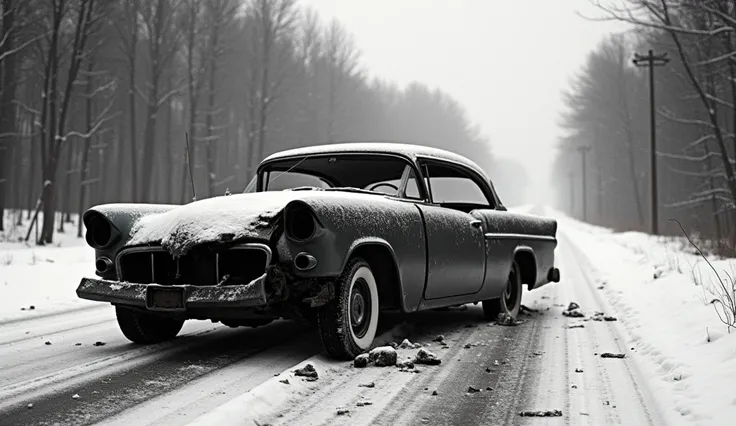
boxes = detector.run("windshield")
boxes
[249,154,423,199]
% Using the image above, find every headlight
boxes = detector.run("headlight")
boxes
[84,211,120,249]
[284,203,317,242]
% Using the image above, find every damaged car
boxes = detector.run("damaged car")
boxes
[77,142,560,359]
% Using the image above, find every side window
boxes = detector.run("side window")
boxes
[404,169,421,199]
[423,163,492,207]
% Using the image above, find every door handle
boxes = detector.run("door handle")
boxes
[470,220,482,229]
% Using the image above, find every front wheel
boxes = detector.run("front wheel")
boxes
[483,260,522,320]
[317,258,380,359]
[115,306,185,344]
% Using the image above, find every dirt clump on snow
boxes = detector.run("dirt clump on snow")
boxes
[369,346,398,367]
[562,302,584,318]
[354,354,369,368]
[397,359,415,370]
[433,335,445,342]
[519,409,563,417]
[496,312,524,326]
[398,338,422,349]
[293,364,319,380]
[600,352,625,359]
[414,348,442,365]
[358,381,375,388]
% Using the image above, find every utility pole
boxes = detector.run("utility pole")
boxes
[577,145,591,222]
[568,170,574,216]
[597,168,603,225]
[633,49,669,235]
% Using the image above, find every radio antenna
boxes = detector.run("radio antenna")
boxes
[185,132,196,202]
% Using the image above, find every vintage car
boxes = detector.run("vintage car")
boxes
[77,143,560,359]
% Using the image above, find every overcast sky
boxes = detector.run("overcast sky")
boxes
[298,0,626,204]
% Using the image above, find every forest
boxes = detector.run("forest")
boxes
[0,0,510,244]
[555,0,736,250]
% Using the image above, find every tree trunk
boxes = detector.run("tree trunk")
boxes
[0,0,19,232]
[205,27,220,198]
[164,73,173,202]
[77,63,94,237]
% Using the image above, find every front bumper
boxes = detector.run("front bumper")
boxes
[76,275,268,312]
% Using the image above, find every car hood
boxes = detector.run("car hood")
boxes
[127,191,305,256]
[126,189,398,257]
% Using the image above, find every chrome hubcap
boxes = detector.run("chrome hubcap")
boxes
[351,291,365,326]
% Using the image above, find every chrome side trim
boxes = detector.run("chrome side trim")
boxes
[484,233,557,242]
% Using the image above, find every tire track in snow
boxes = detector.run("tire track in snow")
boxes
[0,320,314,425]
[547,231,663,425]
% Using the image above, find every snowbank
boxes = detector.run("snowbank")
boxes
[0,212,96,322]
[553,208,736,425]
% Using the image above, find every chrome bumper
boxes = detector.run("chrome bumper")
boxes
[76,275,268,312]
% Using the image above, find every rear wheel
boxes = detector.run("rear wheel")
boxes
[317,258,379,359]
[115,306,185,344]
[483,260,522,320]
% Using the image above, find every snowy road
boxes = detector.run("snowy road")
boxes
[0,225,669,426]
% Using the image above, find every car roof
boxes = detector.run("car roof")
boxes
[261,142,490,180]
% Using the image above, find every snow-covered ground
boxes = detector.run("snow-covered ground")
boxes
[0,212,96,323]
[550,208,736,425]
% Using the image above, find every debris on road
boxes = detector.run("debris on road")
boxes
[575,368,584,373]
[336,409,350,416]
[26,403,33,409]
[71,394,81,400]
[519,409,563,417]
[496,312,524,326]
[369,346,398,366]
[279,378,290,385]
[44,341,51,345]
[433,335,444,342]
[293,364,319,379]
[414,348,442,365]
[601,352,626,359]
[398,338,421,349]
[464,343,472,349]
[486,386,493,391]
[356,401,373,407]
[432,390,438,396]
[93,341,106,346]
[359,382,375,388]
[604,316,617,321]
[467,386,481,393]
[566,324,585,329]
[74,343,82,346]
[563,302,584,318]
[397,359,415,370]
[354,354,369,368]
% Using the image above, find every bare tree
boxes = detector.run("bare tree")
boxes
[36,0,103,244]
[139,0,181,203]
[245,0,297,175]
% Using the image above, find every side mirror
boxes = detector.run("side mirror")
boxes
[497,205,507,211]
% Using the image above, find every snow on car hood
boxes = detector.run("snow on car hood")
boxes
[127,191,303,257]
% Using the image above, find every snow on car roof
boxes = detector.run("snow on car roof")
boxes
[261,142,490,180]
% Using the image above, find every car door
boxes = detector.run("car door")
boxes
[417,160,487,300]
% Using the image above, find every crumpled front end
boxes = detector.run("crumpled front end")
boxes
[77,241,285,316]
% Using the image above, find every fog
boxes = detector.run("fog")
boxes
[0,0,639,244]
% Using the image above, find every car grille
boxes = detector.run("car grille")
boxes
[116,243,271,286]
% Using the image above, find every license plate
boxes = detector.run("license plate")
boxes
[146,286,186,311]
